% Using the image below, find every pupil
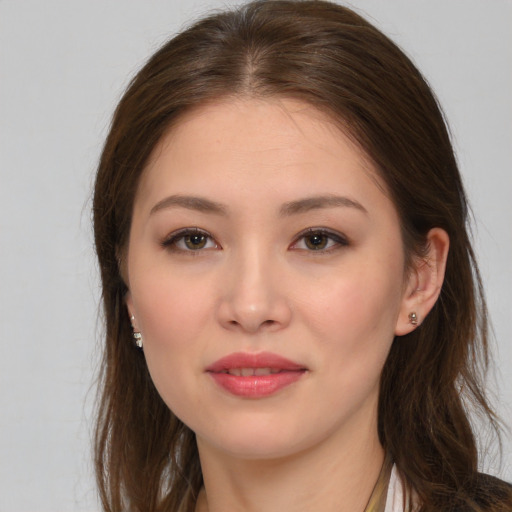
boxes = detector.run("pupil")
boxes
[185,234,206,249]
[306,234,327,250]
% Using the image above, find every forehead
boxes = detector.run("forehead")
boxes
[136,97,390,213]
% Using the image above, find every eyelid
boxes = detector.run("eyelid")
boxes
[161,227,220,251]
[290,227,349,252]
[160,226,348,253]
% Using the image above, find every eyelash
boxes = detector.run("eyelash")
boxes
[161,228,219,253]
[160,227,349,254]
[290,228,349,253]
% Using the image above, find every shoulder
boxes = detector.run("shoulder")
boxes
[386,468,512,512]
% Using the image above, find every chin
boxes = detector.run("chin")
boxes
[203,435,305,461]
[192,411,329,462]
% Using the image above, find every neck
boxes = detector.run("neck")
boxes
[195,413,385,512]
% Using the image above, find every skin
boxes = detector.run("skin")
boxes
[125,98,449,512]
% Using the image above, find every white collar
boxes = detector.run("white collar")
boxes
[384,465,418,512]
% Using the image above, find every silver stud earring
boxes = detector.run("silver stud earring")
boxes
[408,312,418,325]
[133,331,143,348]
[130,315,143,348]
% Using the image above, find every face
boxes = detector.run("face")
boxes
[126,98,415,460]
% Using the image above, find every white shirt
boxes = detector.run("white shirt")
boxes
[384,465,416,512]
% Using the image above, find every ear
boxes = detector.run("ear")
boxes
[395,228,450,336]
[125,291,138,330]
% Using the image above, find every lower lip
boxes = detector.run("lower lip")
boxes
[208,370,306,398]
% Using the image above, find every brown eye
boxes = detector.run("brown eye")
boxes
[162,229,218,252]
[291,228,349,252]
[304,233,329,250]
[184,233,208,250]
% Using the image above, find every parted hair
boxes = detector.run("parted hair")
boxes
[92,1,511,511]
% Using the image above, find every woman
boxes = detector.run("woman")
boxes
[92,1,511,511]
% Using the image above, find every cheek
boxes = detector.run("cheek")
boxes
[132,266,213,343]
[129,274,211,422]
[298,261,404,399]
[307,276,401,409]
[129,269,216,400]
[304,268,403,341]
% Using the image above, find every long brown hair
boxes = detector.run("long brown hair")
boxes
[92,1,510,510]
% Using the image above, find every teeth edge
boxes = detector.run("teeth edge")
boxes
[222,367,282,376]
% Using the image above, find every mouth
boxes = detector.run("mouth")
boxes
[219,367,286,376]
[206,352,307,398]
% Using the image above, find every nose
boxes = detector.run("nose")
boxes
[216,247,292,334]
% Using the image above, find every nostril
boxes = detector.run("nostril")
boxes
[217,295,292,333]
[226,318,276,331]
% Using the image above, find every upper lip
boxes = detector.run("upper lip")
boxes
[206,351,307,373]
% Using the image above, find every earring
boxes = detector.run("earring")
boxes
[130,315,143,348]
[133,331,143,348]
[408,312,418,326]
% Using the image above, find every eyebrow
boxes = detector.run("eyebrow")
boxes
[150,195,228,216]
[149,193,367,217]
[279,195,367,216]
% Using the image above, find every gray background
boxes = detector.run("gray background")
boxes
[0,0,510,510]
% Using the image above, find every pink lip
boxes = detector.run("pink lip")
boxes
[206,352,307,398]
